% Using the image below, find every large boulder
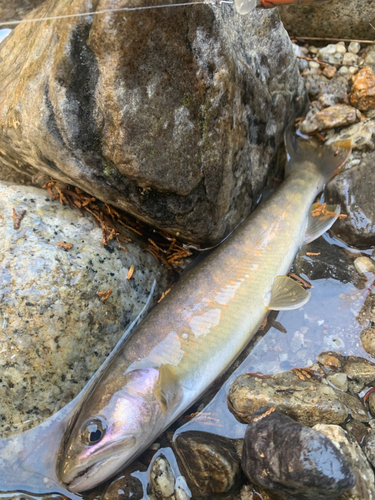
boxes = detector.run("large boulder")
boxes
[279,0,375,41]
[0,0,306,245]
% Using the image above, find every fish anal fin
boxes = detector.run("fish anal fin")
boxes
[153,364,180,413]
[268,275,310,311]
[304,203,341,244]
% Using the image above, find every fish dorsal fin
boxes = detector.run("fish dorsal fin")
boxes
[153,364,180,413]
[285,129,351,181]
[268,275,310,311]
[304,203,341,244]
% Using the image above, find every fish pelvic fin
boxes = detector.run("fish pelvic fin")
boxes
[285,130,351,182]
[304,203,341,244]
[153,364,180,413]
[268,275,310,311]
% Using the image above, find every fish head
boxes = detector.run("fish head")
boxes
[58,368,167,492]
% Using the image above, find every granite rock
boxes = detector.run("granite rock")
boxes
[279,0,375,41]
[241,408,355,500]
[324,152,375,248]
[0,0,306,246]
[0,182,170,437]
[315,424,375,500]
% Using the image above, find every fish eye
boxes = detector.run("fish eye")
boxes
[80,417,107,446]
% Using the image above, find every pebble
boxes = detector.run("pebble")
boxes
[342,52,359,67]
[360,327,375,359]
[322,65,337,79]
[309,61,320,69]
[314,424,375,500]
[336,42,347,55]
[348,41,361,54]
[350,66,375,111]
[150,455,176,499]
[102,462,147,500]
[241,408,355,500]
[318,44,344,65]
[299,104,360,134]
[227,369,348,427]
[326,372,348,392]
[354,256,375,275]
[363,429,375,473]
[325,120,375,150]
[369,392,375,418]
[344,419,369,445]
[304,73,349,101]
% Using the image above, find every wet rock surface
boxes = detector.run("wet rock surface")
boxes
[0,0,306,246]
[324,152,375,248]
[315,424,375,500]
[150,455,176,499]
[173,431,243,498]
[101,462,147,500]
[227,368,349,426]
[299,104,360,134]
[241,407,355,500]
[0,182,170,437]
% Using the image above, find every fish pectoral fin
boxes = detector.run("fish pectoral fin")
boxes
[153,364,180,413]
[268,275,310,311]
[304,203,341,244]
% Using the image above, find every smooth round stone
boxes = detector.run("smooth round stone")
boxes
[335,42,347,55]
[348,42,361,54]
[327,372,348,392]
[150,455,175,499]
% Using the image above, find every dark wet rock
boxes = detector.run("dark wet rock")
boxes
[343,419,369,446]
[303,73,350,103]
[279,0,375,41]
[293,236,357,283]
[363,429,375,470]
[102,462,147,500]
[150,455,175,499]
[318,352,375,394]
[241,407,355,500]
[173,431,243,498]
[0,0,306,246]
[227,369,348,427]
[0,182,170,437]
[314,424,375,500]
[325,152,375,248]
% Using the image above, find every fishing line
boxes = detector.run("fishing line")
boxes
[0,0,233,28]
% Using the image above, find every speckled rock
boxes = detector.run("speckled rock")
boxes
[304,73,350,103]
[324,152,375,248]
[299,104,360,134]
[0,0,306,246]
[350,67,375,111]
[279,0,375,41]
[0,182,170,437]
[325,120,375,151]
[0,0,45,23]
[173,431,243,498]
[363,429,375,470]
[241,408,355,500]
[315,424,375,500]
[343,419,369,445]
[317,45,344,66]
[361,328,375,359]
[227,369,349,427]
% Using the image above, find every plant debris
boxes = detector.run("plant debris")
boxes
[57,242,73,250]
[42,179,194,271]
[127,264,135,280]
[98,289,112,303]
[12,208,26,229]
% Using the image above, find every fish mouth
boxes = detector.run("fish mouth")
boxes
[64,435,136,492]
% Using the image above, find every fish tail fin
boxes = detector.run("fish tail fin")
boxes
[285,129,351,182]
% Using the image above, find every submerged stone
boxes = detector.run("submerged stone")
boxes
[242,408,355,500]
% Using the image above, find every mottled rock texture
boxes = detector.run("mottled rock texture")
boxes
[325,152,375,248]
[0,182,170,437]
[0,0,45,24]
[279,0,375,41]
[0,0,306,245]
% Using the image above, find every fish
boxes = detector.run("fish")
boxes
[58,133,351,492]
